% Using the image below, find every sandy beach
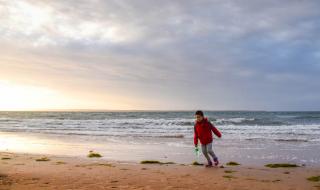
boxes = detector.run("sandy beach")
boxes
[1,152,319,190]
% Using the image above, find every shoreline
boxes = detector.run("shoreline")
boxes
[1,150,318,169]
[1,131,320,167]
[1,152,320,190]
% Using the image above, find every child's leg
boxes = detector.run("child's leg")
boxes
[207,142,218,160]
[201,144,212,164]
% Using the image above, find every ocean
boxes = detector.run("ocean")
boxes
[0,111,319,165]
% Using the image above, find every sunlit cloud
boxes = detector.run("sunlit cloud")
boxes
[0,0,142,47]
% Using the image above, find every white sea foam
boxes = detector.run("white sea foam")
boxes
[0,112,320,144]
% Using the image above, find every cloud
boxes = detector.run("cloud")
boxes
[0,0,320,110]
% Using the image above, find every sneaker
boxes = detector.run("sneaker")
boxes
[205,161,213,167]
[213,158,219,166]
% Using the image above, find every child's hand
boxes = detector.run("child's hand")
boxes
[194,147,200,157]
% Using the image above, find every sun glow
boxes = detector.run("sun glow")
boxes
[0,80,77,111]
[0,80,138,111]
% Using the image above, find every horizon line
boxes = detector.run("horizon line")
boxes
[0,109,319,112]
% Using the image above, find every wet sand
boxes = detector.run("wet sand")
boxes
[1,152,320,190]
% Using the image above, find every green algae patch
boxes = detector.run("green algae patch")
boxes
[223,175,236,179]
[140,160,175,165]
[88,151,102,158]
[307,176,320,182]
[95,163,114,167]
[56,161,66,165]
[265,163,299,168]
[140,160,161,164]
[76,163,114,168]
[224,170,237,173]
[35,157,50,162]
[226,161,240,166]
[1,157,11,160]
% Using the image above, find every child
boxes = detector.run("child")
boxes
[194,110,222,167]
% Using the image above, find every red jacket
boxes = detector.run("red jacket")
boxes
[194,118,221,146]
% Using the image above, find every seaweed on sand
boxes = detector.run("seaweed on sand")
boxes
[265,163,299,168]
[35,157,50,161]
[140,160,175,165]
[226,161,240,166]
[307,176,320,182]
[87,151,102,158]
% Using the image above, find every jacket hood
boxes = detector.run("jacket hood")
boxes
[196,117,208,123]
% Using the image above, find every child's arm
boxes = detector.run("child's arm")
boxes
[194,125,199,146]
[209,122,222,138]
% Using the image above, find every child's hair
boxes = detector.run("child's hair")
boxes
[195,110,204,116]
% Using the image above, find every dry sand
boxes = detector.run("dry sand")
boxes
[1,152,320,190]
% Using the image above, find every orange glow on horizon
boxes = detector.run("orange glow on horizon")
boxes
[0,80,139,111]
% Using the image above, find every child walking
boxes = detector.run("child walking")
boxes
[194,110,222,167]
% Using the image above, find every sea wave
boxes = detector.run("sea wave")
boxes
[1,111,320,144]
[275,139,309,142]
[245,138,309,142]
[215,117,255,123]
[213,117,288,126]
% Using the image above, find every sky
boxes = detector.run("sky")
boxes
[0,0,320,111]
